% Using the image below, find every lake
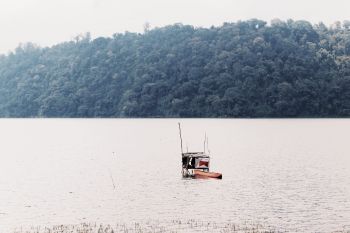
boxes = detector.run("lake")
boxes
[0,119,350,232]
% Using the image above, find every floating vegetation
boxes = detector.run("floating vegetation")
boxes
[11,220,280,233]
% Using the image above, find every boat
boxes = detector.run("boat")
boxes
[178,123,222,179]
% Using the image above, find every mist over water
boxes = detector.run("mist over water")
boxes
[0,119,350,232]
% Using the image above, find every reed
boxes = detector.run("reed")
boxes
[12,220,280,233]
[12,220,350,233]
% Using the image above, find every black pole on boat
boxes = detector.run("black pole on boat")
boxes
[178,122,184,154]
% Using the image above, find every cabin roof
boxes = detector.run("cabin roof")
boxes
[182,152,210,158]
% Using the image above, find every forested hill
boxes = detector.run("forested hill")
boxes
[1,19,350,117]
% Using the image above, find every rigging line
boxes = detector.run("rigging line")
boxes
[108,168,116,189]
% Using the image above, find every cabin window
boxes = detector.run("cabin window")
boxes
[195,158,209,168]
[182,157,187,167]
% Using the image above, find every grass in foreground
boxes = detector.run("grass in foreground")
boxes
[12,220,278,233]
[12,220,350,233]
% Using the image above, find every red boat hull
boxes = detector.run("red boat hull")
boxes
[194,170,222,179]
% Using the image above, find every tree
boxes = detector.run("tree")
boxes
[0,20,349,117]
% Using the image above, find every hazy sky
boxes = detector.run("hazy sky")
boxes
[0,0,349,54]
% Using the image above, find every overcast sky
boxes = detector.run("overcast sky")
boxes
[0,0,349,54]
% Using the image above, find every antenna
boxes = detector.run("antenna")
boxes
[178,123,184,154]
[203,132,207,153]
[207,135,210,154]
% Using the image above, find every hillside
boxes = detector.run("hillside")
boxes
[1,19,350,117]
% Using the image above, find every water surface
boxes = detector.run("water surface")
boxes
[0,119,350,232]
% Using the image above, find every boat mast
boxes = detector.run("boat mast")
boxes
[178,122,184,154]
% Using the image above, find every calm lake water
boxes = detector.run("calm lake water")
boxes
[1,119,350,232]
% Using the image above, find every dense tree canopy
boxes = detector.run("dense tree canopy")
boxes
[1,19,350,117]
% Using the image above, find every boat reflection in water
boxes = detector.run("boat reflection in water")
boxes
[178,123,222,179]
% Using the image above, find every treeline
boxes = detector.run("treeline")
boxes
[1,19,350,117]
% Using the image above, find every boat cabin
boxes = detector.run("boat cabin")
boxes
[182,152,210,177]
